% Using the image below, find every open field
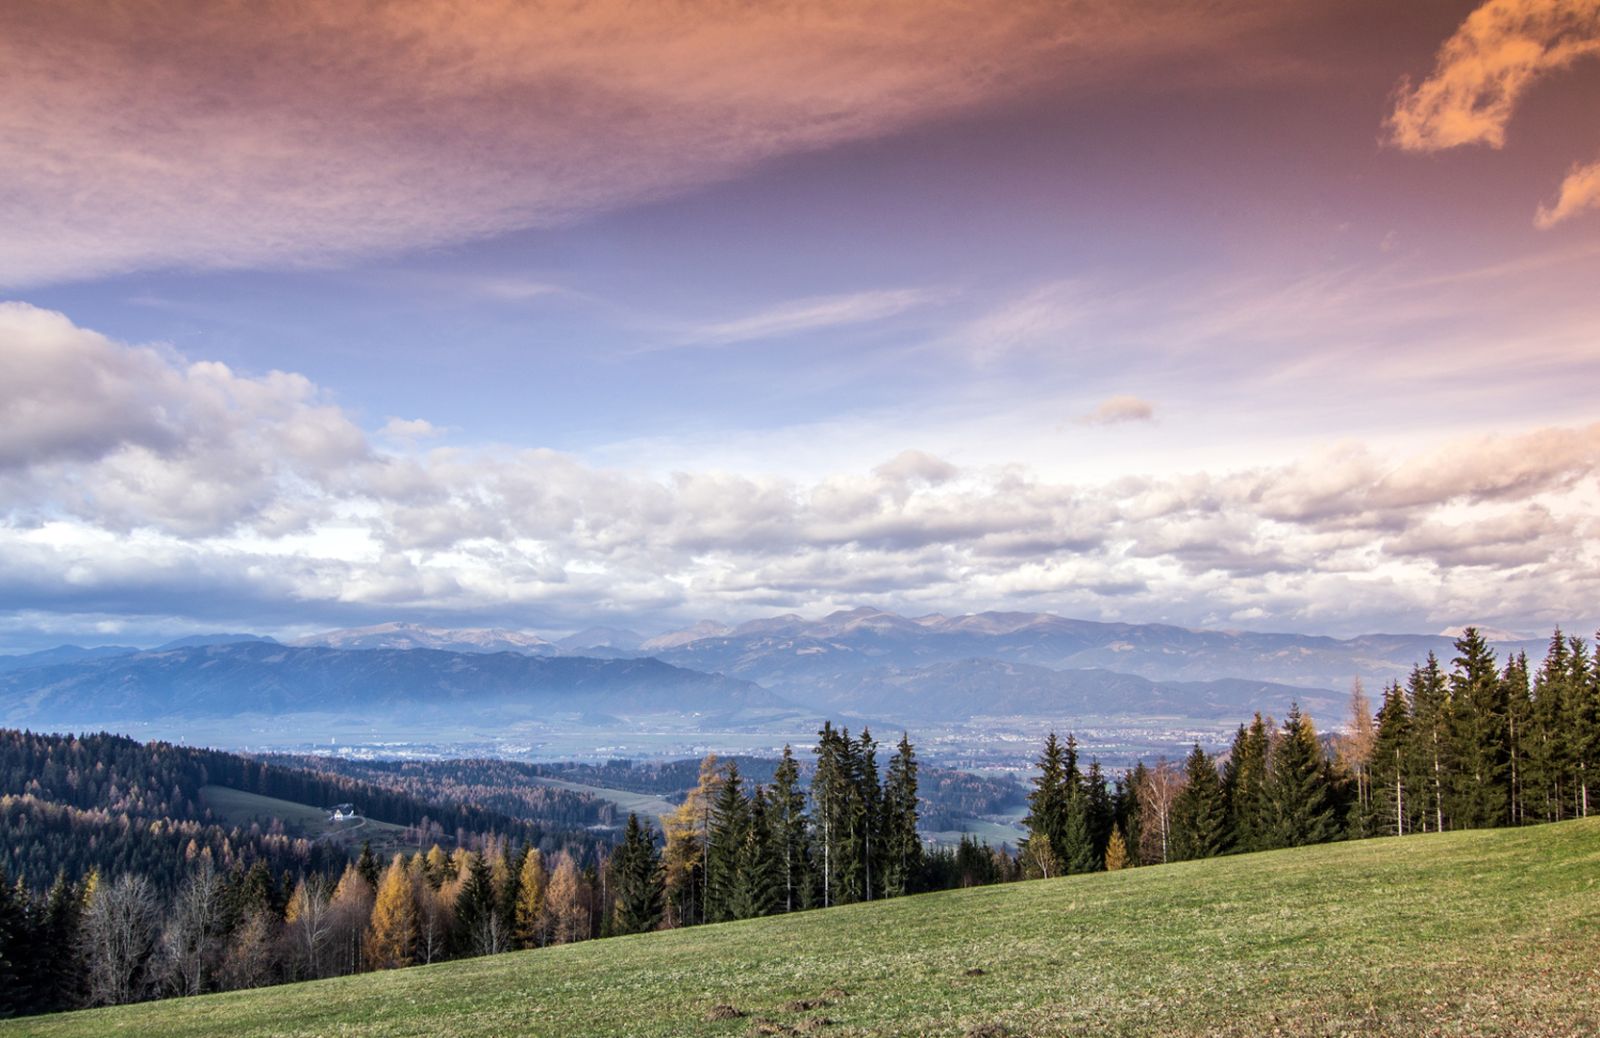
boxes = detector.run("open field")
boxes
[9,819,1600,1037]
[199,784,418,855]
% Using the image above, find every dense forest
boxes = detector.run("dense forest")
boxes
[0,723,950,1018]
[289,752,1023,835]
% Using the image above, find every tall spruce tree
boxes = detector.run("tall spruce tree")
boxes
[1448,628,1509,828]
[1530,631,1571,822]
[1170,744,1229,860]
[767,746,809,912]
[810,723,849,908]
[726,788,780,920]
[881,733,921,898]
[1567,636,1598,817]
[1023,732,1071,866]
[1406,654,1451,832]
[1222,715,1271,853]
[0,869,23,1018]
[1060,785,1098,874]
[611,814,663,935]
[1369,681,1412,836]
[1502,651,1531,825]
[704,761,750,923]
[1266,705,1337,848]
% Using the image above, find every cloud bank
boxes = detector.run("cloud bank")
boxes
[0,0,1271,287]
[3,303,1596,641]
[1390,0,1600,226]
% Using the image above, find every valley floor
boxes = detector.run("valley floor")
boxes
[8,819,1600,1037]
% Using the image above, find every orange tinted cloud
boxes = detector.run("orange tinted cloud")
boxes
[1389,0,1600,226]
[0,0,1270,286]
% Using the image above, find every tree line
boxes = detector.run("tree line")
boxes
[1022,626,1599,872]
[3,723,968,1019]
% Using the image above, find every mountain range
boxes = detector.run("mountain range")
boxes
[0,608,1551,738]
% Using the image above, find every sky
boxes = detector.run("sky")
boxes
[3,0,1600,651]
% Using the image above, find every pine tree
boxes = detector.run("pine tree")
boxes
[1170,744,1229,860]
[355,841,381,891]
[1369,681,1412,836]
[0,868,23,1018]
[1221,715,1270,852]
[1529,631,1571,822]
[1116,765,1145,863]
[726,788,780,920]
[767,745,809,912]
[1023,732,1071,865]
[610,814,663,935]
[1266,705,1337,848]
[854,729,883,902]
[1060,786,1098,873]
[1084,760,1114,862]
[810,723,849,908]
[366,854,417,970]
[1448,628,1509,828]
[881,733,921,898]
[1502,652,1531,825]
[1406,655,1451,832]
[704,761,749,923]
[1567,635,1598,818]
[451,853,497,957]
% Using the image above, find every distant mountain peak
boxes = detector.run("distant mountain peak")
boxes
[294,623,557,655]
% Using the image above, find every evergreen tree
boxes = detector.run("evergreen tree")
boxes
[1060,786,1098,873]
[355,841,381,891]
[854,729,882,901]
[0,869,23,1018]
[1170,744,1229,860]
[1368,681,1412,836]
[451,853,497,957]
[1023,732,1071,866]
[26,873,84,1015]
[1266,705,1337,848]
[1116,765,1146,864]
[1529,631,1571,822]
[1502,651,1532,825]
[1406,655,1451,832]
[726,787,780,920]
[610,814,663,935]
[704,762,749,923]
[881,733,921,897]
[1221,715,1270,853]
[1567,635,1598,818]
[810,723,849,908]
[1448,628,1509,828]
[767,746,809,912]
[1084,760,1113,862]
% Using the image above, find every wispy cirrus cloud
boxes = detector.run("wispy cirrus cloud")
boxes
[678,289,937,348]
[0,1,1277,287]
[1388,0,1600,226]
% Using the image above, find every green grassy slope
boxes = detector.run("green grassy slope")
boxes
[199,785,415,856]
[11,820,1600,1038]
